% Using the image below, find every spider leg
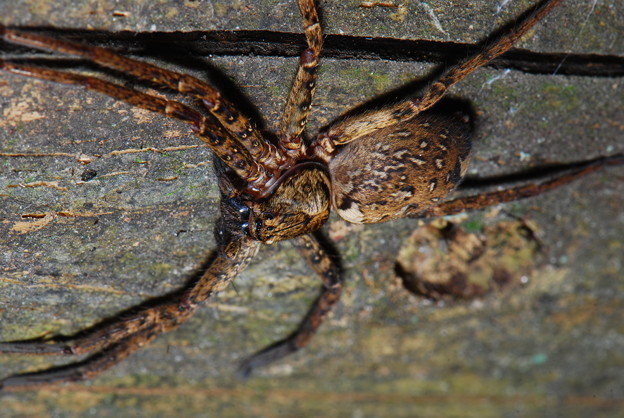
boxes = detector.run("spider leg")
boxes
[414,0,563,114]
[279,0,323,152]
[409,155,624,219]
[0,60,271,185]
[0,314,164,357]
[0,25,282,170]
[0,234,260,389]
[238,232,342,377]
[322,0,563,146]
[0,325,162,389]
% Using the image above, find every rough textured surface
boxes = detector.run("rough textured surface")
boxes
[1,0,623,416]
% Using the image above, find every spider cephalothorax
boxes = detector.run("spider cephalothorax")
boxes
[244,162,332,243]
[1,0,622,389]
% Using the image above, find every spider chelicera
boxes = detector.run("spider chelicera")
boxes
[0,0,622,388]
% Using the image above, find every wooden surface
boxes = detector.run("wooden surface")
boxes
[1,0,623,416]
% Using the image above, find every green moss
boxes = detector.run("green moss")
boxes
[339,67,393,93]
[5,137,20,146]
[539,83,579,112]
[491,83,520,108]
[462,215,486,233]
[265,79,288,99]
[149,262,174,277]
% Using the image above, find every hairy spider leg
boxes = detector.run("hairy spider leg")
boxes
[321,0,564,147]
[0,234,260,389]
[0,25,285,176]
[408,155,624,218]
[279,0,323,154]
[0,60,270,187]
[239,232,342,377]
[0,325,162,388]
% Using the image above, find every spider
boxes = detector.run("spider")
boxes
[0,0,622,388]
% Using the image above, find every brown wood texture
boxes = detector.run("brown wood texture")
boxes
[1,0,623,416]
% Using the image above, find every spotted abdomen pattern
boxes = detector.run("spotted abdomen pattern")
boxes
[328,112,472,224]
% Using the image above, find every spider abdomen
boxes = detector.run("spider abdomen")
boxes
[328,113,471,224]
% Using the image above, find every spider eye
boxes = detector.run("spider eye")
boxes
[229,197,250,217]
[254,219,263,236]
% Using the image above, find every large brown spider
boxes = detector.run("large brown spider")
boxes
[0,0,622,389]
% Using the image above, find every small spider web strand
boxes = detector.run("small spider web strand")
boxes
[415,0,564,114]
[321,0,563,147]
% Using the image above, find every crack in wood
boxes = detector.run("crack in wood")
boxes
[2,29,622,77]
